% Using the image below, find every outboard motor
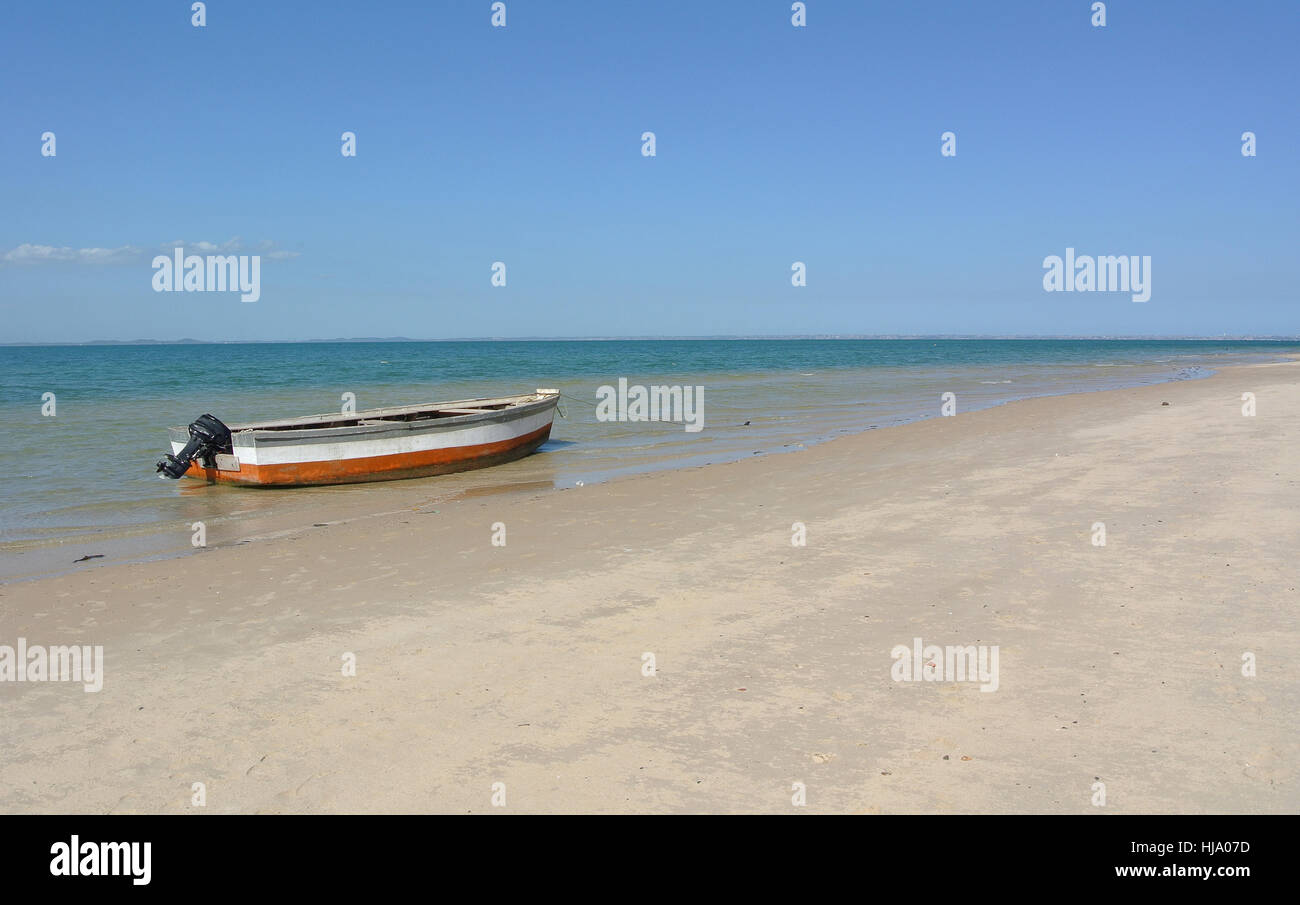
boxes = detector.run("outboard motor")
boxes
[156,413,232,479]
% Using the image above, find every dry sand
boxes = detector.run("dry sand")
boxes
[1,361,1296,814]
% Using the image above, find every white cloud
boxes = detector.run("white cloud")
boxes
[2,238,301,265]
[2,243,141,264]
[161,237,242,253]
[160,237,298,258]
[79,246,145,262]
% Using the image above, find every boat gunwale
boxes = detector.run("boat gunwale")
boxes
[166,393,558,445]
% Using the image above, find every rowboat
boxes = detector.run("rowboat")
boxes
[156,390,559,487]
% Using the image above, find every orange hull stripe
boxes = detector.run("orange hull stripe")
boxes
[185,423,553,486]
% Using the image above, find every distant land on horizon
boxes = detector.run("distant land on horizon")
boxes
[3,335,1300,347]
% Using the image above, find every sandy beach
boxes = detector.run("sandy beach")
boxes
[1,359,1296,815]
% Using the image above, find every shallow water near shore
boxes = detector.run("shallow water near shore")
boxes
[1,338,1295,581]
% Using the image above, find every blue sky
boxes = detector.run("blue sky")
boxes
[1,0,1296,342]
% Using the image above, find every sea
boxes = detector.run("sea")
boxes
[2,339,1295,581]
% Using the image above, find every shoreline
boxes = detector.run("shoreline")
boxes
[0,352,1275,585]
[1,358,1296,813]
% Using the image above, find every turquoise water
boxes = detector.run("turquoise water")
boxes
[1,339,1295,580]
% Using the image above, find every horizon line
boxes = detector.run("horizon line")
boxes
[4,334,1300,347]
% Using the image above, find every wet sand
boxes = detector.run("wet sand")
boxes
[1,360,1296,813]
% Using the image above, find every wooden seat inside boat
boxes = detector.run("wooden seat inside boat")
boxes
[356,408,495,425]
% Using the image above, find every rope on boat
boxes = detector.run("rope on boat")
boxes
[559,391,599,410]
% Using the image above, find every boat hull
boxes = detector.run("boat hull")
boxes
[171,393,558,487]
